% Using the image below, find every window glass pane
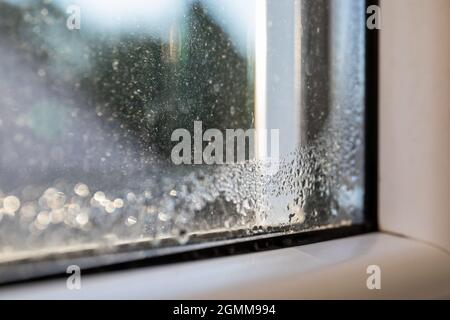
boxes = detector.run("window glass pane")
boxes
[0,0,366,266]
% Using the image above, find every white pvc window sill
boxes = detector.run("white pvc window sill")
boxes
[1,233,449,299]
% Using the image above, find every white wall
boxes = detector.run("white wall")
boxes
[380,0,450,251]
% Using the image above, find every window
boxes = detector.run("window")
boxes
[0,0,374,283]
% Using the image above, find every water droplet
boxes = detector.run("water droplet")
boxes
[112,60,119,71]
[74,183,90,197]
[94,191,106,202]
[113,198,124,209]
[3,196,21,215]
[288,204,305,224]
[76,212,89,226]
[169,190,177,197]
[175,229,190,245]
[126,216,137,226]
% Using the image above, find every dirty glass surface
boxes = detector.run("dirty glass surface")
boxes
[0,0,366,269]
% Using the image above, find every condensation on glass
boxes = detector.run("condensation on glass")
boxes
[0,0,366,266]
